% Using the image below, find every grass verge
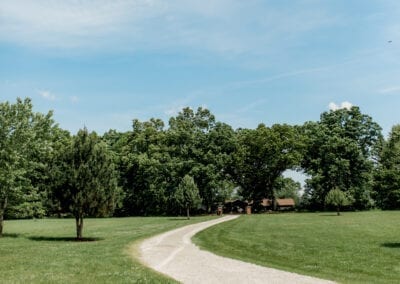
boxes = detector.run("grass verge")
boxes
[0,216,213,283]
[193,211,400,284]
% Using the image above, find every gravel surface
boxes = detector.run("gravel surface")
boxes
[138,215,336,284]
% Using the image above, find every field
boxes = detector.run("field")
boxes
[193,211,400,284]
[0,216,213,283]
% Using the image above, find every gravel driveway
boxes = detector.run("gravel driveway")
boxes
[139,215,335,284]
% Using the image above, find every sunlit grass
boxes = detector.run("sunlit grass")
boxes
[194,211,400,284]
[0,216,213,283]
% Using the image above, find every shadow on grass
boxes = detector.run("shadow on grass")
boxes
[381,242,400,248]
[2,233,21,238]
[28,236,103,242]
[168,218,190,221]
[319,214,340,217]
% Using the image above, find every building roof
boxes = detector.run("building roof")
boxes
[276,198,295,207]
[260,198,295,207]
[261,199,273,207]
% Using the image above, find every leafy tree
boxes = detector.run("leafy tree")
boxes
[374,125,400,209]
[232,124,304,203]
[174,175,201,219]
[52,128,121,239]
[302,107,382,210]
[116,118,172,216]
[325,188,352,215]
[167,107,236,212]
[274,177,301,205]
[0,98,54,236]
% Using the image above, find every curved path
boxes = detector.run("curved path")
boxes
[139,215,335,284]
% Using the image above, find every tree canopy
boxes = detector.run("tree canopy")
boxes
[301,107,383,210]
[373,125,400,209]
[1,98,397,223]
[0,98,55,236]
[232,124,304,201]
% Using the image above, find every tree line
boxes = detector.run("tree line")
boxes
[1,98,399,237]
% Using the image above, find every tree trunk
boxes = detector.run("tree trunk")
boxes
[337,207,341,216]
[0,196,8,237]
[76,215,84,239]
[186,206,190,220]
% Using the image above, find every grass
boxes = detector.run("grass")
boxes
[0,216,214,283]
[193,211,400,284]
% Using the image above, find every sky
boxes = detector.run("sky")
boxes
[1,0,400,138]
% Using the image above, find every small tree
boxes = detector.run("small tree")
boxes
[52,128,121,239]
[174,175,201,219]
[325,188,351,216]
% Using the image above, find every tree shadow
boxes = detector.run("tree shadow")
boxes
[381,242,400,248]
[28,236,103,242]
[2,233,21,238]
[319,214,339,217]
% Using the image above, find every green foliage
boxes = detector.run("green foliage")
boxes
[374,125,400,209]
[0,98,55,235]
[51,128,121,238]
[167,107,236,211]
[302,107,382,210]
[174,175,202,219]
[274,177,301,205]
[325,188,352,215]
[115,118,171,216]
[0,98,395,219]
[232,124,305,201]
[115,107,235,216]
[194,212,400,283]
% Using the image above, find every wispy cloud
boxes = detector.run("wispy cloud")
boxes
[37,90,56,101]
[378,86,400,94]
[70,96,79,103]
[0,0,336,55]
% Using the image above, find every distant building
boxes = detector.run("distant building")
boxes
[260,198,295,211]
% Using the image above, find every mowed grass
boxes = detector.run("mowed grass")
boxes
[193,211,400,284]
[0,216,213,283]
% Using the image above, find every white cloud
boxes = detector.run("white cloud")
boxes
[328,101,353,111]
[37,90,56,101]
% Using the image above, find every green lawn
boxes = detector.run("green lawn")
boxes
[193,211,400,284]
[0,216,213,283]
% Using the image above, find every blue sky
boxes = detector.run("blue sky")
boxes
[1,0,400,137]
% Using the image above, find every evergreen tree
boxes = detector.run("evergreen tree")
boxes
[52,128,121,239]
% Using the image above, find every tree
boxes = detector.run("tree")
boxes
[325,188,351,215]
[115,118,172,216]
[374,125,400,209]
[274,177,301,205]
[174,175,201,219]
[167,107,236,212]
[302,107,382,210]
[52,128,121,239]
[232,124,304,203]
[0,98,54,236]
